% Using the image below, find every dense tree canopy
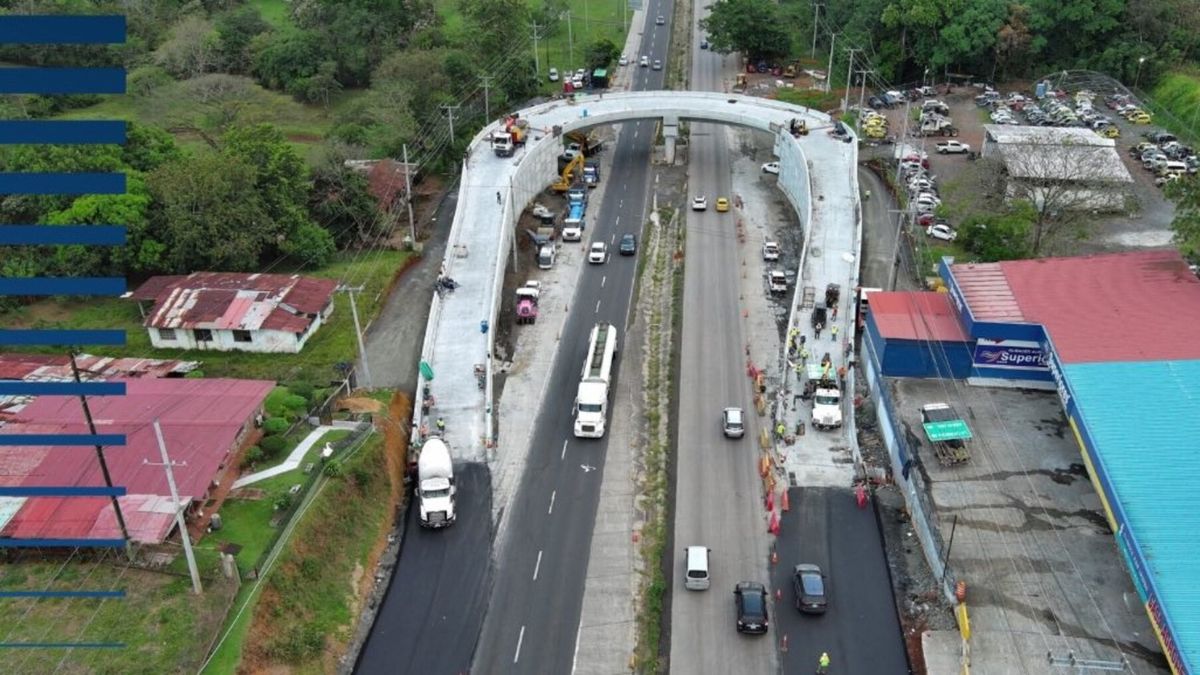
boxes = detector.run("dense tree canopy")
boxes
[701,0,792,61]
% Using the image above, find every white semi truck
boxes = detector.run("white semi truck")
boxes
[417,437,456,528]
[573,323,618,438]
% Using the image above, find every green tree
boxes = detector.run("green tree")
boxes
[291,0,437,86]
[701,0,791,61]
[147,153,273,272]
[1166,178,1200,259]
[46,177,160,276]
[215,5,270,74]
[252,29,331,93]
[309,146,387,248]
[958,204,1035,261]
[585,39,621,71]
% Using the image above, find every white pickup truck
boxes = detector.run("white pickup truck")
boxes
[762,241,780,261]
[936,140,970,154]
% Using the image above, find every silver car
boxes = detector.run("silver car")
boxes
[722,407,745,438]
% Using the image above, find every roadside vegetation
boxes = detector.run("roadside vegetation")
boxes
[632,208,683,671]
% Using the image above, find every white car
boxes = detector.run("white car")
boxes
[926,224,956,241]
[588,242,607,264]
[762,162,780,175]
[936,140,970,154]
[908,178,935,193]
[915,192,941,206]
[691,195,708,211]
[640,55,649,67]
[548,68,559,82]
[762,241,780,261]
[619,54,628,66]
[656,15,665,25]
[652,59,662,70]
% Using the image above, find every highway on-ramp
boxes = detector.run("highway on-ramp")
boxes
[666,2,777,673]
[471,1,673,672]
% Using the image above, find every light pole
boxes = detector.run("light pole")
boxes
[1133,57,1147,91]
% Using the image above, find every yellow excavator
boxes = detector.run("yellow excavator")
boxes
[551,153,585,192]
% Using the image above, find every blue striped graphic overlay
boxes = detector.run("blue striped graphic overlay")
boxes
[0,486,127,497]
[0,590,126,599]
[0,434,126,446]
[0,173,125,195]
[0,277,125,296]
[0,225,126,246]
[0,539,127,549]
[0,642,126,648]
[0,16,125,44]
[0,120,126,144]
[0,382,126,396]
[0,67,125,94]
[0,329,125,346]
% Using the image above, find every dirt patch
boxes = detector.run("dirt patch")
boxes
[337,397,383,413]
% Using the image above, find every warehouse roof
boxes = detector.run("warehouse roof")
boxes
[984,124,1114,146]
[1064,359,1200,671]
[869,292,970,342]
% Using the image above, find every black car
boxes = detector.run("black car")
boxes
[734,581,769,634]
[867,96,884,109]
[792,564,827,614]
[619,233,637,255]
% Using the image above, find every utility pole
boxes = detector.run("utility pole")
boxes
[402,144,415,247]
[811,2,823,58]
[69,353,131,555]
[530,21,542,79]
[480,75,493,123]
[825,33,837,93]
[338,284,371,389]
[441,104,460,146]
[148,419,202,594]
[886,208,908,291]
[857,68,874,113]
[843,47,860,111]
[566,10,575,72]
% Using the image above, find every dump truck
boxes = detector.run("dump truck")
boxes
[515,281,539,325]
[491,115,528,157]
[919,114,958,137]
[417,437,456,528]
[562,200,585,241]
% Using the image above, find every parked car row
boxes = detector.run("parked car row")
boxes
[868,85,937,109]
[899,151,957,242]
[1130,130,1199,188]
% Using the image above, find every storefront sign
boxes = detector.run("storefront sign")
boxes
[972,339,1048,371]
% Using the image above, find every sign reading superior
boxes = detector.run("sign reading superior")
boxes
[972,338,1048,371]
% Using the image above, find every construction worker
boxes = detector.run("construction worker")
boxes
[775,422,786,439]
[436,417,446,433]
[800,347,810,365]
[831,324,839,341]
[817,651,831,673]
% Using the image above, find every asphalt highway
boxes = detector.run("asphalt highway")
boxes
[356,464,492,674]
[666,2,777,673]
[470,2,673,673]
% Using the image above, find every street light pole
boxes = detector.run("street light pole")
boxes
[1133,56,1147,91]
[811,2,823,58]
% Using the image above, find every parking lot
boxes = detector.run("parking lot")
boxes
[890,379,1168,674]
[870,82,1178,255]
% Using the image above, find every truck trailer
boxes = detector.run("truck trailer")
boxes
[573,323,618,438]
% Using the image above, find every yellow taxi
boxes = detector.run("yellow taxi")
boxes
[1129,111,1152,124]
[715,197,730,212]
[1098,125,1120,139]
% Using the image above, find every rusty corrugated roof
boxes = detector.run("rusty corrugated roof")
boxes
[950,262,1025,322]
[136,272,336,333]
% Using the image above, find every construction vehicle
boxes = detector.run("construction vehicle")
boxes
[565,131,604,158]
[583,161,600,187]
[789,118,808,136]
[491,115,528,157]
[920,114,958,137]
[563,200,585,241]
[804,362,843,430]
[734,73,747,92]
[515,281,540,325]
[552,153,585,192]
[783,63,797,78]
[573,323,618,438]
[417,438,456,528]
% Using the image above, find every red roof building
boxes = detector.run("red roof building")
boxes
[0,377,272,544]
[131,272,337,354]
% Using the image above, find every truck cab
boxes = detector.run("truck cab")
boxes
[768,271,788,294]
[417,438,456,528]
[583,161,600,187]
[805,364,842,430]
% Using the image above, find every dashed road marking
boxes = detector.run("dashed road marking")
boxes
[533,550,543,580]
[549,490,557,514]
[514,625,525,663]
[561,439,568,460]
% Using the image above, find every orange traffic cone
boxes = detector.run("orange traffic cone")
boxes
[782,490,791,512]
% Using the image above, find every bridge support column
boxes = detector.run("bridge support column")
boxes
[662,115,679,164]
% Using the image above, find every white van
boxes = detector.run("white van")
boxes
[1163,160,1188,175]
[684,546,710,590]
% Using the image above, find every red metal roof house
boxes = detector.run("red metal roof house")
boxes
[130,272,337,354]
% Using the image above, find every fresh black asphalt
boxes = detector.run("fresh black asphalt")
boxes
[355,463,491,675]
[771,487,910,674]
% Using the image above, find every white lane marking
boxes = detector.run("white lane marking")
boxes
[633,129,639,139]
[549,490,557,514]
[595,300,601,313]
[615,215,620,226]
[610,234,616,244]
[533,550,543,580]
[601,275,607,288]
[570,625,582,674]
[514,625,526,663]
[561,439,568,460]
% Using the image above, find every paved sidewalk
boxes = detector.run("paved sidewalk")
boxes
[233,424,340,488]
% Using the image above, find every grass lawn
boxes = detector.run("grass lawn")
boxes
[250,0,293,31]
[0,250,411,384]
[205,433,392,673]
[0,557,237,675]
